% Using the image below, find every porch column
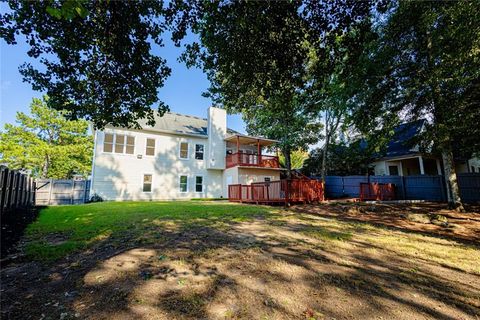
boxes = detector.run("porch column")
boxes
[436,159,442,175]
[418,156,425,175]
[236,135,240,165]
[257,139,261,164]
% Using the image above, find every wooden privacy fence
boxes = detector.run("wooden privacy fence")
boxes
[0,166,35,214]
[35,179,91,205]
[228,179,324,205]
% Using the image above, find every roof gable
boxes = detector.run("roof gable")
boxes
[385,119,426,158]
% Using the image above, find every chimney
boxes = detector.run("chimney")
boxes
[207,107,227,169]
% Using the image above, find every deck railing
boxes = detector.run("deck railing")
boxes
[228,179,324,204]
[225,153,280,169]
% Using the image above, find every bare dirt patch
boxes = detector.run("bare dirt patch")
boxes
[292,202,480,244]
[1,205,479,320]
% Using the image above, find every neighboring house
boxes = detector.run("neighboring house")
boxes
[371,119,479,176]
[466,157,480,173]
[90,107,283,200]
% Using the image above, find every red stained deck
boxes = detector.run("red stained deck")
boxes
[228,179,324,205]
[225,153,280,169]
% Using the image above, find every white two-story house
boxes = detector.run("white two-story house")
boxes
[90,107,284,200]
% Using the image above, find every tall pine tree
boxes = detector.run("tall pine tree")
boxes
[0,96,93,179]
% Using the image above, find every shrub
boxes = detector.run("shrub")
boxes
[89,193,103,203]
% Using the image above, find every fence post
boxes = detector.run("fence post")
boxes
[12,172,19,208]
[401,176,407,200]
[25,177,30,207]
[71,180,75,204]
[0,167,8,214]
[285,180,290,206]
[32,180,36,205]
[22,175,26,206]
[83,180,88,203]
[47,178,53,206]
[439,175,447,202]
[6,170,12,210]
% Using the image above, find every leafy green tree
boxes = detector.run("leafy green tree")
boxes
[0,1,171,129]
[349,1,480,210]
[168,0,322,177]
[302,141,374,177]
[0,97,93,179]
[303,1,382,182]
[279,149,309,170]
[167,0,376,177]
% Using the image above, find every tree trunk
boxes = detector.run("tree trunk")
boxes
[42,154,50,179]
[441,148,464,212]
[321,110,329,182]
[321,134,329,182]
[283,148,292,180]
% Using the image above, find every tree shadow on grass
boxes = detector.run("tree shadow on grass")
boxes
[1,217,479,319]
[291,204,480,246]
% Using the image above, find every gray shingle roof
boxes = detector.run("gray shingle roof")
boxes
[385,119,426,158]
[136,112,240,136]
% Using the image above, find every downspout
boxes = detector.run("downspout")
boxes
[89,127,98,200]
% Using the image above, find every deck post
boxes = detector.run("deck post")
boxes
[285,180,290,207]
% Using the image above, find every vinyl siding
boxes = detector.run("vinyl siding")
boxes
[91,129,223,200]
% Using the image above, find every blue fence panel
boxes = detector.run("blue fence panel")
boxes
[319,174,479,202]
[342,176,368,197]
[457,173,480,203]
[323,176,344,198]
[403,175,445,201]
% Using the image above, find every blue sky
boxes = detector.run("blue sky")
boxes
[0,31,247,133]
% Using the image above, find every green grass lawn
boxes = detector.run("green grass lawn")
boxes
[24,201,480,275]
[25,201,274,261]
[10,201,480,319]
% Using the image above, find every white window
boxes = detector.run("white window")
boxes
[103,133,114,152]
[125,136,135,154]
[195,176,203,193]
[179,142,189,159]
[104,133,134,154]
[179,175,188,192]
[115,134,125,153]
[146,138,155,156]
[195,144,204,160]
[143,174,152,192]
